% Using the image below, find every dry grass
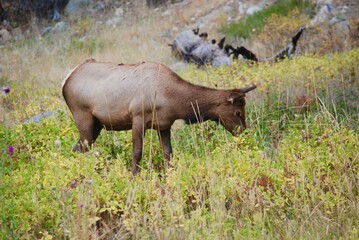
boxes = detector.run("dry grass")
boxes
[1,1,359,239]
[1,0,232,124]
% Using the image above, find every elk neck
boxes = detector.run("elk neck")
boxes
[176,83,225,124]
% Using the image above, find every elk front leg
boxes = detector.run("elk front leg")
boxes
[158,129,173,170]
[131,118,145,175]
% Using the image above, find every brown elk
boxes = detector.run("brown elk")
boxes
[62,59,256,174]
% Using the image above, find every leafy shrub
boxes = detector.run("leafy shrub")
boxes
[256,9,309,55]
[1,46,358,239]
[222,0,315,39]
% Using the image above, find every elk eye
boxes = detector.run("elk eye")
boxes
[235,111,241,117]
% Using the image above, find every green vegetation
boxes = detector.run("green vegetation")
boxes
[222,0,315,39]
[1,1,359,238]
[1,47,358,238]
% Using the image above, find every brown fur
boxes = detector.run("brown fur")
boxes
[62,60,256,175]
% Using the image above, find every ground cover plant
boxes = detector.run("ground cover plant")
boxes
[1,1,359,239]
[1,48,358,239]
[221,0,315,40]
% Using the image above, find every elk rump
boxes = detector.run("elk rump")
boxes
[62,59,256,174]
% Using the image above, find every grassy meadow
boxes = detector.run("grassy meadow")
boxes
[1,2,359,239]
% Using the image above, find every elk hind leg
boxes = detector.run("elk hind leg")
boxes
[72,112,98,153]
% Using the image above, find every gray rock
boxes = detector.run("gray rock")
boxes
[171,29,233,67]
[52,9,61,22]
[171,29,202,56]
[105,7,125,27]
[42,21,67,35]
[238,3,248,15]
[309,3,335,26]
[94,1,105,10]
[114,7,124,17]
[191,42,215,64]
[52,21,67,32]
[212,56,232,68]
[161,9,171,17]
[330,16,346,25]
[65,0,92,15]
[0,28,11,44]
[331,17,349,35]
[246,5,262,15]
[223,5,234,14]
[106,17,123,27]
[41,26,53,36]
[24,110,58,124]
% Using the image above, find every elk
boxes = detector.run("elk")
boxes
[62,59,256,174]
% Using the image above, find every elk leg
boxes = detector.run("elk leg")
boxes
[72,112,96,152]
[131,118,145,175]
[158,129,173,169]
[92,119,103,143]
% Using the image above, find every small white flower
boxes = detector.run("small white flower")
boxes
[94,151,100,157]
[54,139,61,148]
[83,139,89,147]
[84,179,94,185]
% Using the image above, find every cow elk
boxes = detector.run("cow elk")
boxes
[62,59,256,174]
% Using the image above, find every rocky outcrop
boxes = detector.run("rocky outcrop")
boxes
[170,28,232,67]
[170,26,305,67]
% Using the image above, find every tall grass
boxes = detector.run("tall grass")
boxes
[1,3,359,239]
[1,47,358,238]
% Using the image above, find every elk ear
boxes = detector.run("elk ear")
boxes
[227,92,244,104]
[240,85,257,93]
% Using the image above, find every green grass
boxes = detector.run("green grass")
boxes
[221,0,315,39]
[0,3,359,237]
[1,48,358,239]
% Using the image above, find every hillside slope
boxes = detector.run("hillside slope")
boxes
[1,0,358,239]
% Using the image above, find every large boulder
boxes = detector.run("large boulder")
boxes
[170,29,232,67]
[171,29,203,58]
[170,26,306,67]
